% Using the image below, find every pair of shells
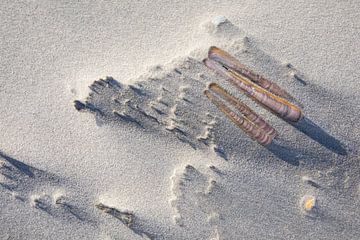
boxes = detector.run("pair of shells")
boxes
[204,47,303,145]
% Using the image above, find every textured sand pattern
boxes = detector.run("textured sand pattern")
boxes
[76,19,356,170]
[72,19,360,239]
[2,1,360,239]
[170,164,222,239]
[0,152,94,226]
[0,151,158,239]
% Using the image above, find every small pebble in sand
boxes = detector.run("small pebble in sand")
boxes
[211,16,229,27]
[301,195,317,214]
[304,198,315,211]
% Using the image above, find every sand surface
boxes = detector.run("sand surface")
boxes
[1,1,360,239]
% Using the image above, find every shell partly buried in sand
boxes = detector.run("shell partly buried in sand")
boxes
[208,83,277,138]
[204,57,303,122]
[204,83,276,146]
[208,46,293,99]
[202,46,306,145]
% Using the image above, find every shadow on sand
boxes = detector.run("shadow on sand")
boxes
[290,117,347,156]
[266,143,301,166]
[0,151,37,178]
[264,116,347,166]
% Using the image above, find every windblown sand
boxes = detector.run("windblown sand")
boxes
[1,1,360,239]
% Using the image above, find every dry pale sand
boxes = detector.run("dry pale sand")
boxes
[1,1,360,240]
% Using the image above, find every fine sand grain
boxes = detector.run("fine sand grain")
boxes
[1,1,360,239]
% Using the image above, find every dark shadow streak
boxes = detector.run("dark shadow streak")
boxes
[182,97,192,104]
[213,146,228,161]
[61,203,86,221]
[85,103,104,116]
[96,203,155,239]
[113,112,144,129]
[290,117,347,156]
[34,199,54,216]
[129,85,146,96]
[266,142,300,166]
[107,79,122,90]
[293,74,307,86]
[0,151,35,177]
[175,135,197,150]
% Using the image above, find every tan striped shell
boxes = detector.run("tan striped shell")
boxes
[208,83,277,137]
[204,90,275,146]
[204,58,302,122]
[208,46,292,99]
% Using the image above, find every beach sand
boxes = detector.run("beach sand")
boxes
[1,1,360,239]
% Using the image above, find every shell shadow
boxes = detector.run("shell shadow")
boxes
[265,143,301,166]
[265,140,337,167]
[290,117,347,156]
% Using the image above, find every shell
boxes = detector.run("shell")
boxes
[208,83,277,137]
[204,89,275,146]
[204,58,303,122]
[208,46,292,99]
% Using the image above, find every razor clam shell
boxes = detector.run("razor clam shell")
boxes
[204,58,302,122]
[208,82,277,137]
[208,46,292,99]
[204,90,275,146]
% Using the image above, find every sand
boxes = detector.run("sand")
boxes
[1,1,360,239]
